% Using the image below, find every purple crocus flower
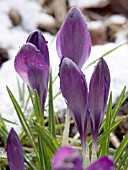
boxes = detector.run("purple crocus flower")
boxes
[7,128,25,170]
[14,31,49,114]
[52,146,83,170]
[59,57,88,149]
[27,31,49,66]
[89,58,110,151]
[56,7,91,69]
[52,146,115,170]
[85,156,115,170]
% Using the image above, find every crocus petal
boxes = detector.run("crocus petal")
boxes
[7,128,25,170]
[27,30,49,66]
[89,58,110,146]
[52,146,83,170]
[14,43,49,113]
[56,7,91,68]
[85,156,115,170]
[60,57,88,146]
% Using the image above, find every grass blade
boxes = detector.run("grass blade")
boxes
[98,117,125,145]
[48,69,56,138]
[6,86,39,160]
[116,151,128,170]
[31,121,59,153]
[99,92,112,156]
[111,86,126,123]
[24,153,37,170]
[34,90,44,125]
[124,161,128,170]
[85,42,128,69]
[114,133,128,164]
[38,136,47,170]
[27,85,35,108]
[0,116,18,125]
[33,90,47,169]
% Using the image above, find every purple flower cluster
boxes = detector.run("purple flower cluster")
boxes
[58,7,110,152]
[52,146,115,170]
[6,130,115,170]
[6,6,112,170]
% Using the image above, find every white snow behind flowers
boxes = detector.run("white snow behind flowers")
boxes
[0,0,128,131]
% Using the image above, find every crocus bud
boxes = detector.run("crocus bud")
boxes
[27,31,49,66]
[89,58,110,150]
[52,146,83,170]
[85,156,115,170]
[7,128,25,170]
[14,42,49,114]
[59,57,88,148]
[56,7,91,69]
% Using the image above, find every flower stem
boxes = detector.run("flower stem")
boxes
[62,108,70,146]
[82,142,90,168]
[91,142,97,163]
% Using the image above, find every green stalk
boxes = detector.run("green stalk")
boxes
[62,108,70,146]
[82,142,90,168]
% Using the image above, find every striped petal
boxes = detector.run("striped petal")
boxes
[89,58,110,148]
[60,57,88,146]
[56,7,91,68]
[14,43,49,113]
[27,30,49,66]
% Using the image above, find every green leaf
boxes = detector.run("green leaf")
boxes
[114,133,128,164]
[53,91,61,100]
[38,136,47,170]
[116,151,128,170]
[0,120,8,143]
[0,116,18,125]
[121,91,128,105]
[111,86,126,123]
[85,42,128,69]
[124,161,128,170]
[27,85,35,108]
[34,90,44,125]
[24,152,37,170]
[6,86,39,160]
[99,92,112,156]
[33,90,47,169]
[23,94,30,113]
[98,117,125,145]
[48,69,56,138]
[16,77,25,107]
[31,121,59,153]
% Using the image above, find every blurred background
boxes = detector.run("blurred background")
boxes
[0,0,128,66]
[0,0,128,136]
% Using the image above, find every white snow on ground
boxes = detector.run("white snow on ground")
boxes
[68,0,109,8]
[0,0,128,131]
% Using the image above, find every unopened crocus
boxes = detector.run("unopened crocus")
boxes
[89,58,110,157]
[56,7,91,69]
[14,31,49,114]
[27,31,49,66]
[52,146,115,170]
[52,146,83,170]
[7,128,25,170]
[59,57,88,150]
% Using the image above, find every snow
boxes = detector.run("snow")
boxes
[68,0,109,8]
[83,43,128,104]
[0,0,128,131]
[88,21,103,30]
[108,15,127,25]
